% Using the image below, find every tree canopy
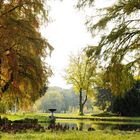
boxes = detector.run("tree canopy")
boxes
[77,0,140,95]
[65,51,96,115]
[0,0,53,108]
[65,51,97,95]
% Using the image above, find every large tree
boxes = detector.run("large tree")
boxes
[77,0,140,95]
[65,51,96,115]
[0,0,53,109]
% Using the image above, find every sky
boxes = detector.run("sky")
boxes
[41,0,115,88]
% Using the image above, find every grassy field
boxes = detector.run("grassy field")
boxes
[0,130,140,140]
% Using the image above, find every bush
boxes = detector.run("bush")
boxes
[112,80,140,116]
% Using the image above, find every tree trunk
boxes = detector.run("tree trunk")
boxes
[79,88,88,116]
[79,88,84,115]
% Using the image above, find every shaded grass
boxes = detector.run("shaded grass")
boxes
[0,130,140,140]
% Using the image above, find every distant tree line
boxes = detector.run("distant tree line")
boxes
[34,86,94,113]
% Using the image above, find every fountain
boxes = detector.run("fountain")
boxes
[48,109,56,123]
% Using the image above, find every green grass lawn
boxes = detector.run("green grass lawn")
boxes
[0,130,140,140]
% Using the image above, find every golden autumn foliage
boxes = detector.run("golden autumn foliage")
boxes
[0,0,53,109]
[103,63,134,96]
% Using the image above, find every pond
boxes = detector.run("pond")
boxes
[41,119,140,131]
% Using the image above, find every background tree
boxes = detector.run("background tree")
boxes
[0,0,53,109]
[111,80,140,116]
[95,88,113,112]
[61,88,79,113]
[77,0,140,95]
[65,51,96,115]
[35,90,65,113]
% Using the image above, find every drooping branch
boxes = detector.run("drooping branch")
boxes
[0,3,24,17]
[0,1,35,18]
